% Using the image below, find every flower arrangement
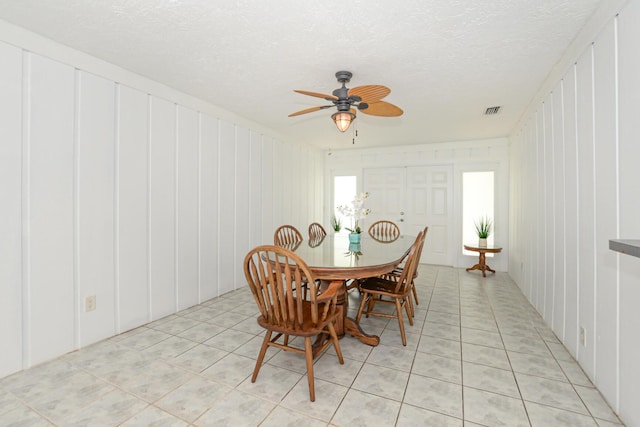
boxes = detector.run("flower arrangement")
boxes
[337,192,371,234]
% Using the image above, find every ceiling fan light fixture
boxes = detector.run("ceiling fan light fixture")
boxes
[332,111,356,132]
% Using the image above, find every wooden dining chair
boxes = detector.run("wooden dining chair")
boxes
[274,225,303,246]
[244,245,344,401]
[392,226,428,313]
[308,222,327,240]
[355,231,424,346]
[368,220,401,242]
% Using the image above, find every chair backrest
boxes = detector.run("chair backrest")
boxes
[368,220,401,242]
[415,226,428,265]
[244,245,334,328]
[391,231,424,294]
[308,222,327,240]
[274,225,303,246]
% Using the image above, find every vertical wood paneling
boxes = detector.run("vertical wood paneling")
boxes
[0,31,324,379]
[592,20,619,402]
[526,120,537,302]
[617,2,640,423]
[272,142,285,227]
[76,71,116,346]
[0,41,23,377]
[535,111,545,312]
[261,137,275,243]
[563,65,580,356]
[235,126,250,291]
[116,85,149,331]
[543,99,555,323]
[218,120,236,294]
[148,97,177,319]
[552,83,566,338]
[27,53,76,364]
[199,114,219,301]
[314,152,324,225]
[249,131,263,248]
[176,106,199,309]
[575,46,596,376]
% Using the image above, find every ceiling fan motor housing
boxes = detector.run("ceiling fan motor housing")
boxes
[335,70,352,83]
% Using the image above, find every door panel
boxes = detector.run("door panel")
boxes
[407,166,453,266]
[362,167,406,232]
[364,165,453,266]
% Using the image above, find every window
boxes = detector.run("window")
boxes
[462,171,494,255]
[333,176,356,227]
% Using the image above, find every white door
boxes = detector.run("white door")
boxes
[361,167,406,232]
[363,165,453,266]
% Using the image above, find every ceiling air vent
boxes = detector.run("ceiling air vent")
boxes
[484,106,501,115]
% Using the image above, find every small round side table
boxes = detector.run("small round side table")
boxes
[464,244,503,277]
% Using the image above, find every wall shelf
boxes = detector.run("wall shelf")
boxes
[609,239,640,258]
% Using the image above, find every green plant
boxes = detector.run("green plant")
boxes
[331,214,342,232]
[474,216,492,238]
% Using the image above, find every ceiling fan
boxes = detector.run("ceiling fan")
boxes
[288,71,403,132]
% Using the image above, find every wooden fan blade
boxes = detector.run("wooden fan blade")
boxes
[294,90,339,101]
[288,105,332,117]
[348,85,391,102]
[359,101,404,117]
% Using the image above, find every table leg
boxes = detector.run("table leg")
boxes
[465,251,496,277]
[344,316,380,346]
[323,280,380,346]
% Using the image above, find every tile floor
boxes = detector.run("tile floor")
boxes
[0,265,625,426]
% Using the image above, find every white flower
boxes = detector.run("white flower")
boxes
[337,192,371,233]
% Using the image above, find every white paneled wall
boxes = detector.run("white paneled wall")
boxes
[116,85,150,332]
[0,39,22,376]
[28,52,76,365]
[0,32,323,378]
[77,71,116,347]
[509,2,640,424]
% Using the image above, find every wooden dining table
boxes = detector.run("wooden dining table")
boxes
[286,233,414,346]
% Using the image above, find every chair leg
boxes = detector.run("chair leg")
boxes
[327,322,344,364]
[404,298,414,326]
[355,293,368,322]
[304,336,315,401]
[366,295,377,317]
[412,281,420,306]
[407,291,415,318]
[395,299,407,346]
[252,331,272,382]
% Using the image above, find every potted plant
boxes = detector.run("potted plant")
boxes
[330,214,342,232]
[337,192,371,244]
[475,216,492,247]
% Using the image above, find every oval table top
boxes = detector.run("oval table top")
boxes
[284,233,415,281]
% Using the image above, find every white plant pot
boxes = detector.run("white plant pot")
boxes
[478,238,487,248]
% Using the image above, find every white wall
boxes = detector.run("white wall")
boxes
[508,1,640,424]
[324,138,510,271]
[0,22,323,378]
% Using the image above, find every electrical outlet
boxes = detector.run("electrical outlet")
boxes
[579,326,586,346]
[85,295,96,312]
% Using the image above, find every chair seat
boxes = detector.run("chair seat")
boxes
[359,276,408,295]
[256,301,339,337]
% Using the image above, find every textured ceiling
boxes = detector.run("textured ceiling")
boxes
[0,0,604,149]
